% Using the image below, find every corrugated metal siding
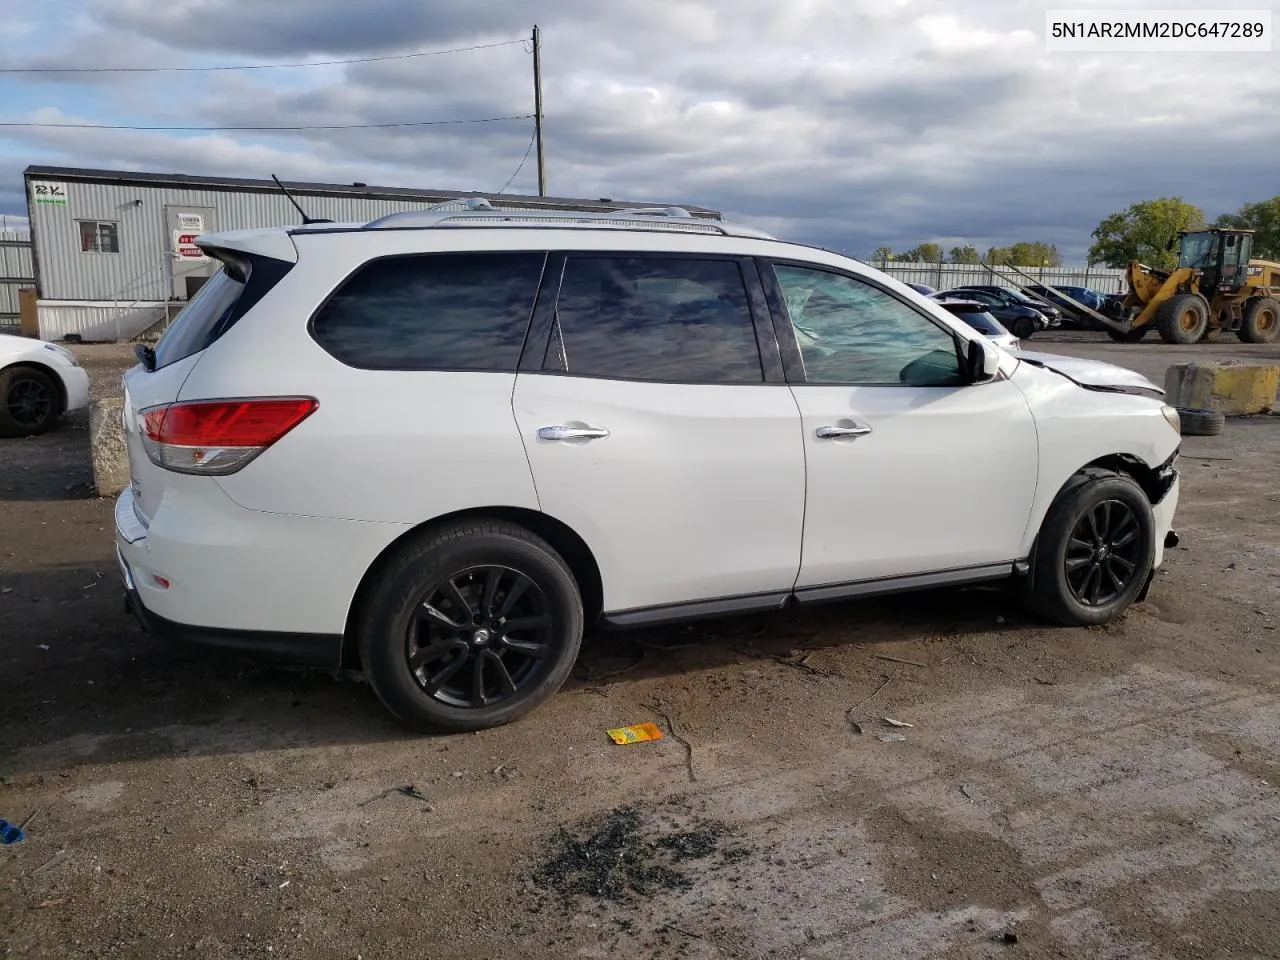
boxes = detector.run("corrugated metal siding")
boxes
[36,302,168,342]
[27,176,639,301]
[872,262,1128,294]
[0,232,34,328]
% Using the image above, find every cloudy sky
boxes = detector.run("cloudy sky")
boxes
[0,0,1276,260]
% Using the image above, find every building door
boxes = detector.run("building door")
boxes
[164,205,217,300]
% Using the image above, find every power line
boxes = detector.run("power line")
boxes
[0,114,534,131]
[497,128,537,194]
[0,38,528,74]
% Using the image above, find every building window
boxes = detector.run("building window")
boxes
[78,221,120,254]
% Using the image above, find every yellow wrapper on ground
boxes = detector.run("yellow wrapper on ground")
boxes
[607,722,664,745]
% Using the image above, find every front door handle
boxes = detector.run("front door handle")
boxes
[815,424,872,439]
[538,424,610,441]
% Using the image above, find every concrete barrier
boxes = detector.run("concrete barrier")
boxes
[1164,361,1279,417]
[89,398,129,498]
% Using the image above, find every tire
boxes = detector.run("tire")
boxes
[1177,407,1225,437]
[1023,470,1156,627]
[1011,317,1036,340]
[1156,293,1209,344]
[356,520,584,733]
[1105,325,1149,343]
[1239,297,1280,344]
[0,365,61,438]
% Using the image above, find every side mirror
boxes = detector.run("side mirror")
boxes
[965,337,1000,383]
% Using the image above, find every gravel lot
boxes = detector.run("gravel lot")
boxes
[2,336,1279,960]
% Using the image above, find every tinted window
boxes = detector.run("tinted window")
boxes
[773,264,962,386]
[957,311,1008,336]
[552,257,762,383]
[312,252,545,371]
[153,268,244,369]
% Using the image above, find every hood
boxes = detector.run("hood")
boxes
[1014,350,1163,398]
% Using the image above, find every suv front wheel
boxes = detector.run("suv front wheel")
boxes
[357,521,584,732]
[1024,470,1156,626]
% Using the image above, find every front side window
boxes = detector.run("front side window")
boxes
[773,264,963,386]
[78,220,119,254]
[551,256,762,383]
[311,252,545,371]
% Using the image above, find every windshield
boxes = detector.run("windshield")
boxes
[1179,233,1218,269]
[956,311,1009,336]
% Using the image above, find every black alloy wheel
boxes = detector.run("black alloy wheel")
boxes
[408,565,552,708]
[6,377,52,427]
[1063,500,1142,607]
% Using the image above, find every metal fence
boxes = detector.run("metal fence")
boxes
[872,261,1127,295]
[0,231,34,331]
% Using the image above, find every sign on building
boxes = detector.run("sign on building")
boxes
[172,229,208,261]
[29,181,68,205]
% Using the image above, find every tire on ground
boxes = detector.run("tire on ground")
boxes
[355,520,584,733]
[0,365,61,438]
[1156,293,1210,345]
[1239,296,1280,344]
[1023,469,1156,627]
[1177,407,1225,437]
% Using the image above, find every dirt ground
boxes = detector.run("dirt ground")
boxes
[2,337,1279,960]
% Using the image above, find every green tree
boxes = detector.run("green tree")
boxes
[985,245,1010,265]
[948,245,980,264]
[1214,196,1280,261]
[1088,197,1205,271]
[1006,241,1062,267]
[900,242,943,263]
[871,246,895,262]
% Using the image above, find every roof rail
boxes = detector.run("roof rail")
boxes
[361,201,773,239]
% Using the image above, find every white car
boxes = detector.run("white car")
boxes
[0,332,90,437]
[932,297,1021,351]
[114,203,1182,732]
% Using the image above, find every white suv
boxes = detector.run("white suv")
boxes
[114,202,1182,732]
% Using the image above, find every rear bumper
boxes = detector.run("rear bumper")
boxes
[114,484,406,668]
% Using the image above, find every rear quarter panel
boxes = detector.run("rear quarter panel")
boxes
[173,231,541,524]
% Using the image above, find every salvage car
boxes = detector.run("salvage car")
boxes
[935,289,1049,340]
[0,333,90,437]
[115,204,1182,732]
[932,297,1020,351]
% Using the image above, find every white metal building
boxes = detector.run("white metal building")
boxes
[23,165,720,341]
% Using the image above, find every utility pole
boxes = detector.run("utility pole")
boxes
[532,24,547,196]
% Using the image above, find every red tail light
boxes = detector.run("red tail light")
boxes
[140,397,317,475]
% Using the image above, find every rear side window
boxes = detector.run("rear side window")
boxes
[152,251,294,370]
[152,268,245,369]
[311,252,545,371]
[550,257,762,383]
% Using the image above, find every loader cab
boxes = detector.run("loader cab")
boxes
[1178,228,1254,293]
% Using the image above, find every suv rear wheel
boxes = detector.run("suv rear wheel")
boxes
[357,521,584,732]
[1023,470,1155,626]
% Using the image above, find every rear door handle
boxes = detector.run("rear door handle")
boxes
[538,424,610,441]
[815,424,872,439]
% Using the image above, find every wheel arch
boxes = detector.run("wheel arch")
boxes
[1,360,67,414]
[340,505,603,670]
[1017,452,1171,595]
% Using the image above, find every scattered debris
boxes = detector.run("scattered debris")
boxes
[882,717,914,728]
[278,880,291,889]
[1194,456,1232,461]
[357,785,431,808]
[606,722,663,745]
[32,850,66,876]
[996,931,1019,945]
[643,703,696,782]
[961,785,976,802]
[664,924,704,940]
[0,808,40,845]
[879,733,908,743]
[873,654,928,667]
[1034,677,1060,686]
[36,644,50,651]
[534,805,734,902]
[848,718,864,735]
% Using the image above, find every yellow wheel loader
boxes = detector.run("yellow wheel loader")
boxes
[1101,228,1280,344]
